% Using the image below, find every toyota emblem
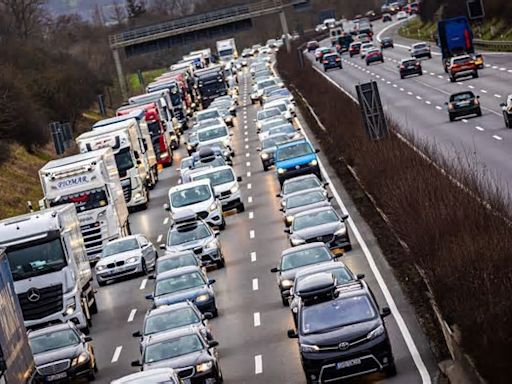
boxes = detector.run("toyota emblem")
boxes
[338,342,350,351]
[27,288,41,303]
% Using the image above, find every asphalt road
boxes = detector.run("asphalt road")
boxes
[87,65,438,383]
[317,18,512,190]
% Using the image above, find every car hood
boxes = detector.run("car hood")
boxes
[293,221,342,239]
[167,236,212,252]
[34,344,83,367]
[143,350,212,371]
[285,201,330,217]
[276,154,317,169]
[300,318,381,347]
[280,261,333,281]
[96,250,141,267]
[213,181,237,195]
[154,286,211,306]
[172,200,213,216]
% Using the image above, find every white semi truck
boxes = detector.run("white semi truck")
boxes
[76,120,150,210]
[38,148,130,261]
[0,204,97,334]
[216,38,238,63]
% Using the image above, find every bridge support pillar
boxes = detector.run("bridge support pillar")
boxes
[112,48,128,100]
[279,10,291,53]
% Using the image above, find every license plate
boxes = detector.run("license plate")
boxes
[337,358,361,369]
[47,372,67,381]
[332,248,345,255]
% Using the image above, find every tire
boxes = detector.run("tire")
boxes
[88,368,96,381]
[89,292,98,315]
[281,295,289,306]
[211,307,219,318]
[366,62,369,66]
[400,74,404,79]
[237,203,245,213]
[450,76,455,83]
[449,113,455,122]
[428,54,432,59]
[97,279,106,287]
[216,255,225,269]
[473,71,479,79]
[384,363,397,377]
[263,164,269,171]
[218,217,226,230]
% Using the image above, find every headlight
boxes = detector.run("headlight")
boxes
[205,239,218,249]
[71,352,89,366]
[196,294,210,303]
[300,344,320,353]
[334,225,347,237]
[225,116,232,122]
[281,279,293,288]
[209,202,218,212]
[65,303,75,316]
[308,159,318,167]
[126,256,140,264]
[196,361,213,372]
[367,324,385,340]
[286,215,294,224]
[230,185,239,194]
[277,168,286,174]
[187,144,193,151]
[261,152,269,160]
[135,192,141,199]
[291,237,305,246]
[96,265,106,271]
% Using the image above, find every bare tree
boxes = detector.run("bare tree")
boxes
[0,0,46,38]
[107,0,127,25]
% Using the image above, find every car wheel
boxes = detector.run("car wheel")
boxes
[449,113,455,122]
[237,203,245,213]
[400,74,404,79]
[219,217,226,230]
[428,54,432,59]
[211,307,219,318]
[88,367,96,381]
[450,76,455,83]
[381,58,385,63]
[89,294,98,315]
[281,295,289,306]
[366,62,369,66]
[473,71,479,79]
[263,164,269,171]
[216,255,225,269]
[97,279,106,287]
[384,362,397,377]
[141,259,147,276]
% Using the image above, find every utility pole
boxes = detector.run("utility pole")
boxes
[279,10,291,53]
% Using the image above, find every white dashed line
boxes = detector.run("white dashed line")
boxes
[244,125,248,129]
[250,251,257,262]
[245,137,248,142]
[139,279,147,290]
[156,234,162,243]
[416,95,422,100]
[247,183,252,190]
[475,126,484,131]
[508,69,512,73]
[430,72,435,76]
[127,309,137,323]
[255,355,263,374]
[248,196,253,203]
[400,88,404,92]
[468,85,474,89]
[249,211,254,219]
[245,144,249,149]
[435,106,443,110]
[481,89,487,93]
[253,312,261,327]
[438,75,444,79]
[246,153,250,158]
[393,84,397,88]
[462,119,468,123]
[246,161,251,167]
[494,94,502,98]
[252,278,259,291]
[485,64,491,68]
[492,65,498,69]
[386,81,391,84]
[163,217,169,225]
[247,171,251,177]
[425,100,431,105]
[493,135,503,141]
[500,67,506,71]
[244,131,248,136]
[249,230,255,239]
[111,346,123,363]
[407,91,413,96]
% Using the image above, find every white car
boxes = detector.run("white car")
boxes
[264,99,294,121]
[196,124,234,156]
[397,11,408,20]
[167,179,225,229]
[195,109,222,125]
[256,107,283,129]
[95,235,157,286]
[360,43,375,58]
[265,96,296,116]
[251,78,281,103]
[191,165,245,213]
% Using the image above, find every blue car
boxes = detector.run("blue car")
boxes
[275,139,321,186]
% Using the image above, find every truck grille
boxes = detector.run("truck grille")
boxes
[18,284,63,321]
[81,223,103,257]
[121,179,132,202]
[37,359,70,376]
[176,367,195,379]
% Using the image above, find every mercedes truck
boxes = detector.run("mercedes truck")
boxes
[38,148,130,261]
[0,205,97,334]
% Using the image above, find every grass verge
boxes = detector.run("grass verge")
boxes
[128,67,167,94]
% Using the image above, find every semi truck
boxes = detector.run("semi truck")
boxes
[0,205,97,334]
[216,38,238,63]
[38,148,130,261]
[437,16,475,72]
[77,121,150,210]
[146,79,188,130]
[194,65,228,108]
[0,248,35,384]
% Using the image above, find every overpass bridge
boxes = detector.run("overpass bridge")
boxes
[110,0,309,98]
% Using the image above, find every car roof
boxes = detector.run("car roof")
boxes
[281,242,328,256]
[145,325,200,346]
[169,178,211,193]
[283,174,321,185]
[293,205,337,219]
[450,91,475,98]
[190,165,234,179]
[28,322,75,338]
[276,138,309,149]
[156,265,204,281]
[146,301,196,317]
[295,261,348,279]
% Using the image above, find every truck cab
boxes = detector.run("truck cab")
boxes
[146,79,188,131]
[194,65,228,109]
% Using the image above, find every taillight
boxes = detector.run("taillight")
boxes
[323,60,328,64]
[474,99,479,105]
[400,65,405,69]
[416,63,420,67]
[335,58,341,61]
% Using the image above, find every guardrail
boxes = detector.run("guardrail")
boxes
[474,39,512,51]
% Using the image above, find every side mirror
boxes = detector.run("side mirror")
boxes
[237,176,243,182]
[132,331,142,337]
[356,273,365,280]
[203,312,214,320]
[131,360,142,367]
[275,193,281,197]
[163,203,170,211]
[279,207,284,212]
[287,329,298,338]
[444,102,449,105]
[159,244,166,250]
[341,214,349,221]
[323,182,329,187]
[84,336,92,342]
[145,294,154,300]
[327,195,333,201]
[257,147,262,152]
[148,274,156,280]
[283,228,291,234]
[270,267,279,273]
[208,340,219,348]
[208,278,216,285]
[381,307,391,318]
[476,95,480,99]
[214,230,220,237]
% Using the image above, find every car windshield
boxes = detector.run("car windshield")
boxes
[301,295,377,334]
[102,238,139,257]
[293,209,339,231]
[267,103,286,112]
[258,108,281,121]
[283,177,322,195]
[286,191,325,209]
[268,89,290,98]
[197,110,220,121]
[324,55,338,61]
[155,271,206,296]
[168,222,211,245]
[171,185,212,208]
[451,93,474,102]
[415,43,427,49]
[276,142,313,161]
[49,187,108,213]
[157,254,198,273]
[180,158,194,170]
[144,308,201,336]
[268,125,295,136]
[30,329,80,354]
[194,168,235,186]
[262,135,288,149]
[261,118,288,131]
[198,127,228,142]
[281,247,332,271]
[362,44,373,50]
[144,334,204,363]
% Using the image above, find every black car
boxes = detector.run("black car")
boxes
[29,322,97,383]
[399,58,422,79]
[382,13,392,22]
[288,280,396,384]
[446,91,482,122]
[380,37,394,49]
[322,53,343,71]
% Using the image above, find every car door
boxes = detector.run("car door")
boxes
[139,236,156,268]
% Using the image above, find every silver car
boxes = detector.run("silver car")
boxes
[154,251,204,276]
[277,174,329,203]
[111,368,181,384]
[410,42,432,59]
[281,189,333,226]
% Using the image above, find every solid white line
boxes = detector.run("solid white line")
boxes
[247,171,251,177]
[249,211,254,219]
[253,312,261,327]
[295,73,432,383]
[156,234,162,243]
[254,355,263,374]
[494,94,502,98]
[247,183,252,190]
[252,278,259,291]
[250,251,257,262]
[493,135,503,141]
[249,230,255,239]
[475,126,484,131]
[248,196,253,203]
[163,217,169,225]
[139,279,147,290]
[127,309,137,323]
[111,346,123,363]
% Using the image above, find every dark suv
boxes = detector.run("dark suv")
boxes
[288,280,395,384]
[446,91,481,121]
[322,53,343,71]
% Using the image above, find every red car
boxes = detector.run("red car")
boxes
[366,49,384,65]
[349,42,362,57]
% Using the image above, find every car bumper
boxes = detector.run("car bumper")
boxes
[278,165,321,184]
[96,262,142,282]
[34,361,92,383]
[450,106,480,117]
[220,195,243,211]
[194,297,217,314]
[401,68,422,76]
[197,247,223,267]
[452,69,476,78]
[324,63,342,69]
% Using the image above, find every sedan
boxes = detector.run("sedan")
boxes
[95,235,157,286]
[281,189,332,226]
[349,42,362,57]
[322,53,342,71]
[307,40,320,52]
[285,206,351,254]
[112,368,181,384]
[360,43,375,59]
[271,243,335,305]
[29,322,97,382]
[382,13,392,22]
[154,251,203,276]
[380,37,394,49]
[366,48,384,65]
[446,91,481,121]
[399,58,422,78]
[255,107,283,129]
[278,174,328,201]
[315,47,334,62]
[397,10,408,19]
[257,133,290,171]
[146,265,218,316]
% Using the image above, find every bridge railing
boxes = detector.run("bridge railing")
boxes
[474,38,512,52]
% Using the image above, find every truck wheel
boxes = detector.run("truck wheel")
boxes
[89,291,98,314]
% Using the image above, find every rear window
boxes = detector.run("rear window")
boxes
[450,92,474,102]
[414,43,427,49]
[453,57,472,65]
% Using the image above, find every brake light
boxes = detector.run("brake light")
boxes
[400,65,405,69]
[335,58,341,62]
[323,60,328,64]
[474,99,479,105]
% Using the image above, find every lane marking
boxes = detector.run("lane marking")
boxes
[249,211,254,219]
[468,85,474,89]
[244,131,248,136]
[425,100,431,105]
[249,230,255,239]
[163,217,169,225]
[156,234,162,243]
[462,119,468,123]
[248,196,253,203]
[250,251,257,262]
[254,355,263,374]
[435,106,443,110]
[500,67,506,71]
[416,95,422,100]
[111,346,123,363]
[393,84,397,88]
[475,126,484,131]
[246,153,250,158]
[245,144,249,149]
[252,278,259,291]
[127,309,137,323]
[254,312,261,327]
[139,279,147,290]
[430,72,435,76]
[437,75,444,79]
[247,183,252,190]
[245,137,248,142]
[246,161,251,167]
[493,135,503,141]
[407,91,413,96]
[247,171,251,177]
[400,88,404,92]
[481,89,488,93]
[494,94,502,98]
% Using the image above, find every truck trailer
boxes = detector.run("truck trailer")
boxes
[216,38,238,63]
[437,16,475,72]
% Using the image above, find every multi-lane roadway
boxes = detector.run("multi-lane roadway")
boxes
[87,61,439,383]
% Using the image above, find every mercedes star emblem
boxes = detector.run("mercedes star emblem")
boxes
[338,342,350,351]
[27,287,41,303]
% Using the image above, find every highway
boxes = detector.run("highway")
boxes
[86,63,439,383]
[313,18,512,189]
